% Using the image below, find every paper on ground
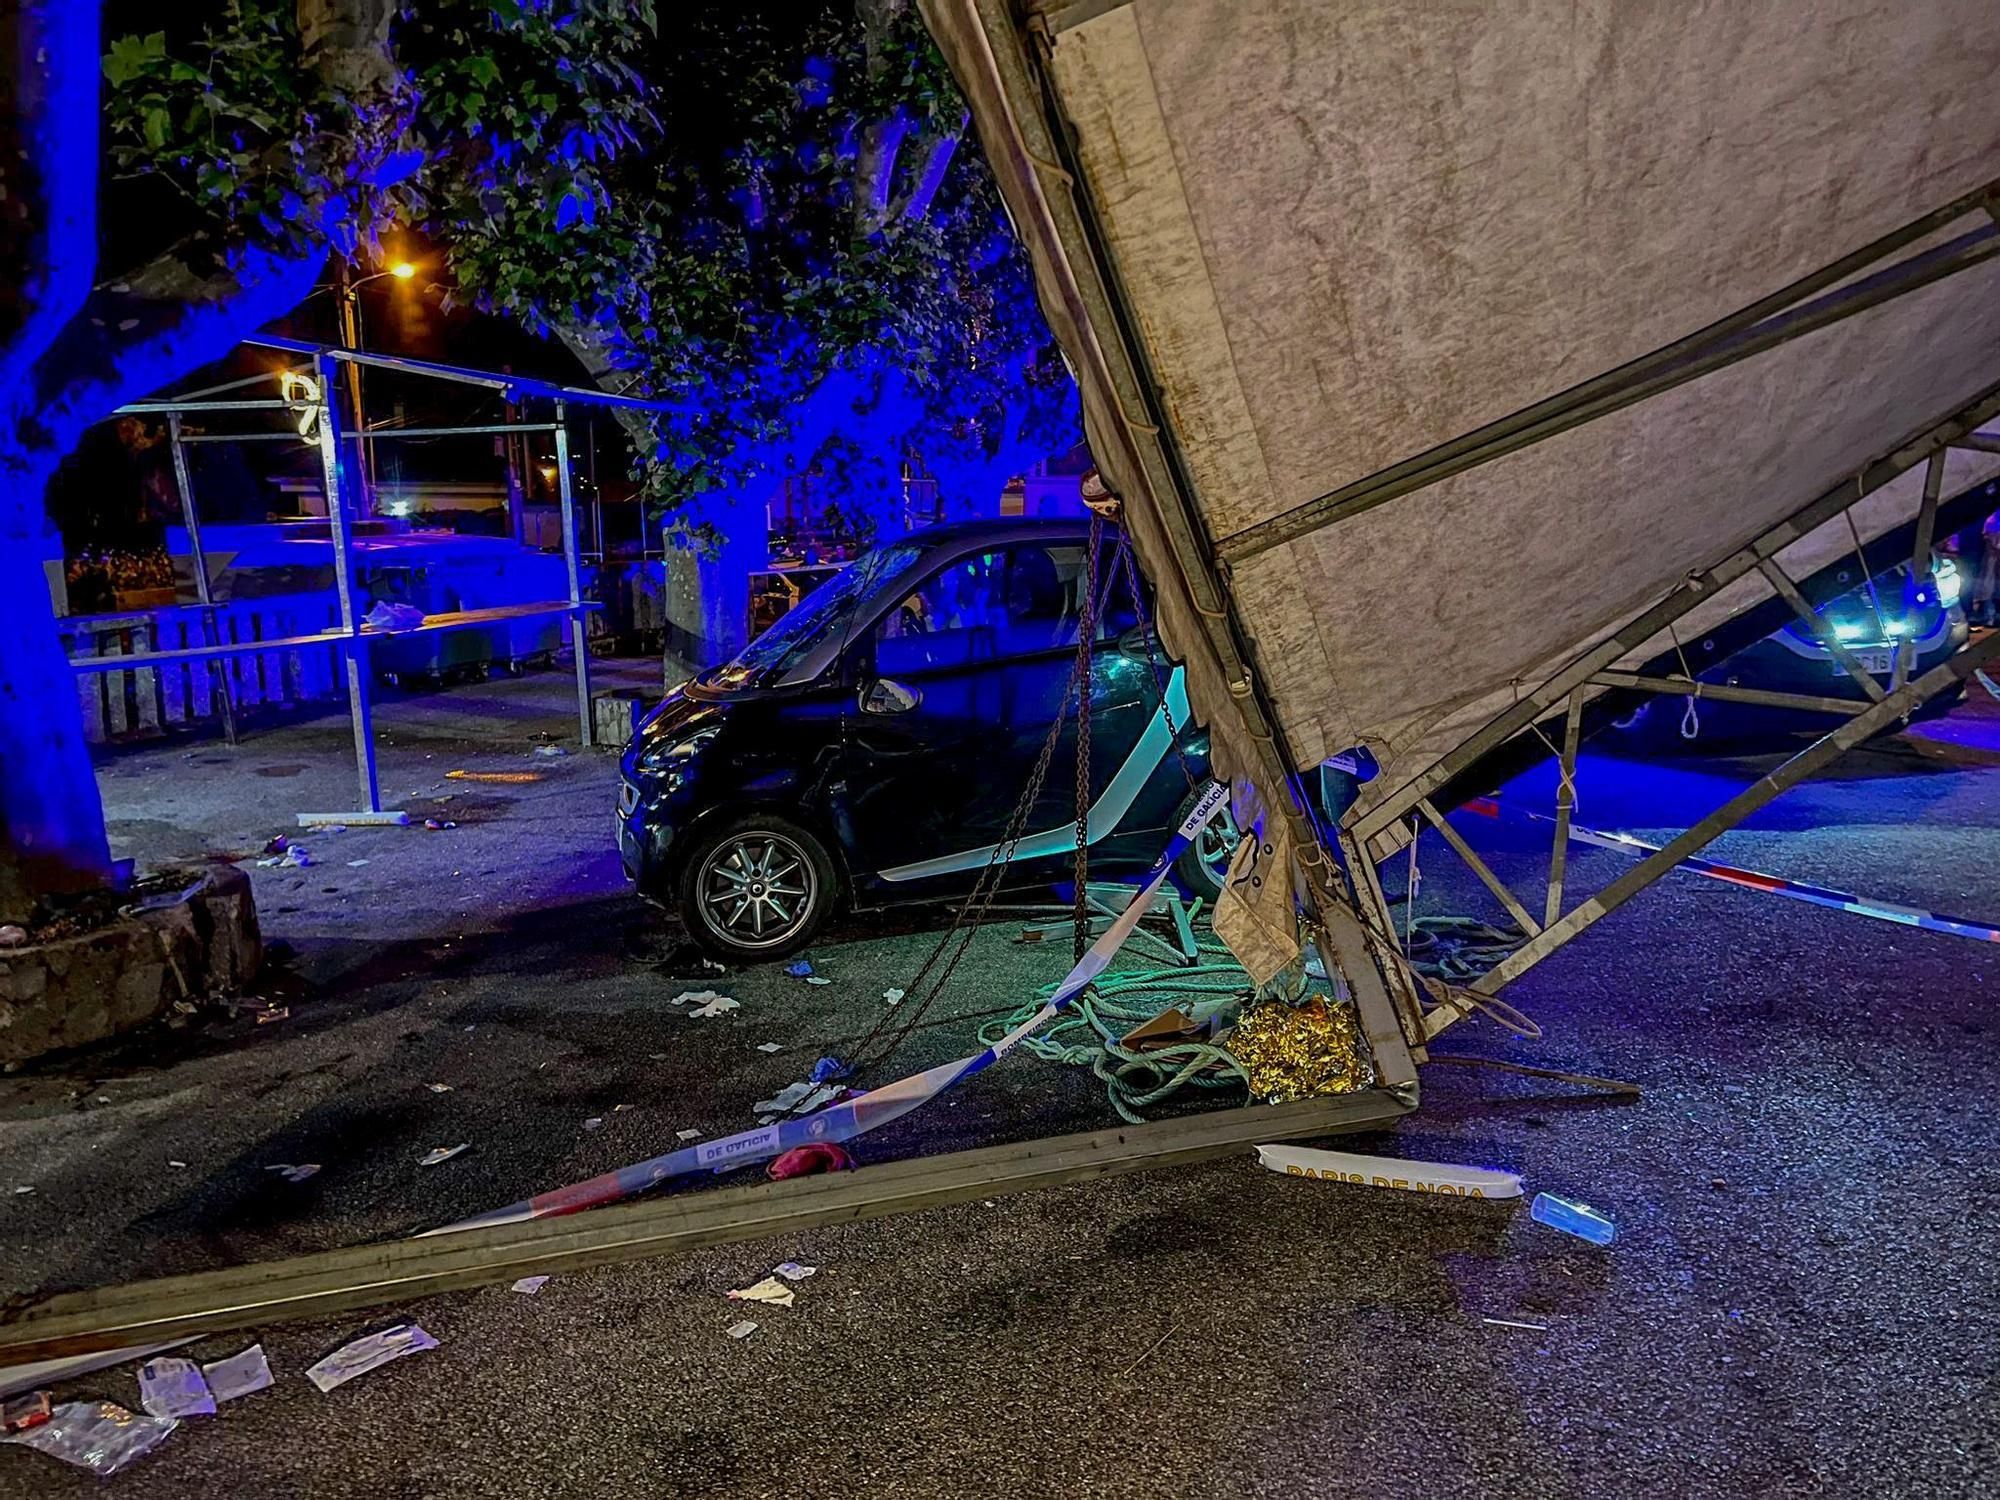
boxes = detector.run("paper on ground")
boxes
[1255,1144,1523,1199]
[773,1262,816,1281]
[306,1324,438,1393]
[138,1357,214,1419]
[688,996,740,1019]
[725,1320,758,1339]
[511,1276,550,1295]
[200,1345,272,1402]
[727,1276,795,1307]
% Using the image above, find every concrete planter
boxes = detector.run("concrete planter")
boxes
[0,865,260,1065]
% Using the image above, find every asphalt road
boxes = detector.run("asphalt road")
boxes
[3,668,1997,1497]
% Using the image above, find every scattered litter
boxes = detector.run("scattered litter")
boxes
[753,1080,836,1115]
[256,846,313,869]
[262,834,291,856]
[676,1129,703,1141]
[138,1357,215,1419]
[3,1401,177,1475]
[265,1163,320,1183]
[727,1276,796,1308]
[200,1345,273,1402]
[317,824,348,835]
[1254,1144,1524,1199]
[882,988,906,1005]
[422,818,457,831]
[511,1276,550,1296]
[805,976,832,986]
[983,1200,996,1208]
[425,1082,453,1094]
[756,1042,783,1054]
[255,1005,290,1024]
[767,1143,854,1180]
[120,877,207,917]
[671,989,729,1008]
[582,1117,604,1132]
[365,600,425,631]
[0,925,26,949]
[346,858,371,868]
[1,1391,51,1433]
[785,960,815,978]
[306,1323,438,1393]
[687,995,740,1019]
[1481,1317,1550,1332]
[1531,1192,1616,1245]
[13,1185,33,1196]
[773,1262,816,1281]
[701,958,726,973]
[532,744,568,758]
[613,1103,633,1113]
[757,1115,776,1126]
[725,1320,758,1340]
[167,1160,187,1170]
[418,1144,470,1167]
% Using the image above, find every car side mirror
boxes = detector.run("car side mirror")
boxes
[860,677,921,715]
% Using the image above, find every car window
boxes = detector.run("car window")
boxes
[875,543,1094,676]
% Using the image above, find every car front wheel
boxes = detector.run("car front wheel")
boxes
[676,815,838,963]
[1172,789,1241,903]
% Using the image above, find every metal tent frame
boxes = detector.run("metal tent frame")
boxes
[82,340,677,815]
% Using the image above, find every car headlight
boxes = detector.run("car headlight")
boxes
[637,725,719,774]
[1936,555,1963,608]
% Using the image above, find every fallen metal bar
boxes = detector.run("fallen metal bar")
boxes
[1588,669,1871,717]
[1755,557,1890,701]
[1465,629,2000,996]
[113,399,301,414]
[1417,797,1540,937]
[1352,382,2000,844]
[174,431,313,443]
[0,1091,1408,1364]
[1543,694,1585,927]
[1218,213,2000,563]
[1952,433,2000,454]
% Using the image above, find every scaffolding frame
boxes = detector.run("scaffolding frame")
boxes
[84,340,675,813]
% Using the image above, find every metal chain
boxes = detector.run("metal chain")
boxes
[1072,513,1103,961]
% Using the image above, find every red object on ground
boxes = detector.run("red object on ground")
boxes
[767,1143,855,1180]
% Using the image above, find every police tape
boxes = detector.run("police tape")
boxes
[1462,796,2000,945]
[426,780,1236,1236]
[1254,1143,1524,1198]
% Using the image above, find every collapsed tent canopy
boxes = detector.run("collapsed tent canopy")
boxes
[926,0,2000,822]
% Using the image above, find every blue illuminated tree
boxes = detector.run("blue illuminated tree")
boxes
[0,0,653,918]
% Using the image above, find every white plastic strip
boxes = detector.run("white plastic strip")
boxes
[1254,1143,1523,1199]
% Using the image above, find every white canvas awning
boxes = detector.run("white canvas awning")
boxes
[923,0,2000,836]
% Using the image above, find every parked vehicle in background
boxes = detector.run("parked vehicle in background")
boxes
[616,520,1235,960]
[1609,555,1969,748]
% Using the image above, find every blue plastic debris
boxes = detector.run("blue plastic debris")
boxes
[786,960,815,978]
[810,1055,851,1084]
[1530,1192,1615,1245]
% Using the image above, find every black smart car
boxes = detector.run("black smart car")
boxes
[617,519,1236,960]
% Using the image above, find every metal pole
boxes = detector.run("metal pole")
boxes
[1755,557,1890,701]
[1467,630,2000,996]
[166,414,236,746]
[1416,797,1540,937]
[554,400,594,747]
[1543,692,1585,927]
[1898,451,1948,689]
[313,355,381,812]
[334,267,375,516]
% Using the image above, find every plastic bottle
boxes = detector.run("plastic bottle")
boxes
[1531,1191,1615,1245]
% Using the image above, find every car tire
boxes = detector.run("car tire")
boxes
[676,813,839,963]
[1171,788,1241,903]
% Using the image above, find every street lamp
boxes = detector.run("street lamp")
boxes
[332,260,422,515]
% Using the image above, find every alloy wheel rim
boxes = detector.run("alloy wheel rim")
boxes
[698,832,816,949]
[1195,809,1242,884]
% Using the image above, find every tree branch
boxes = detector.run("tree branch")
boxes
[888,111,968,230]
[0,1,102,386]
[853,112,913,238]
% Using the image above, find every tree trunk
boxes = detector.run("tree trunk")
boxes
[0,471,111,924]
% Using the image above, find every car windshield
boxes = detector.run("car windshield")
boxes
[710,541,928,689]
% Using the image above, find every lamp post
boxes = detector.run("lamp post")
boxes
[330,260,416,517]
